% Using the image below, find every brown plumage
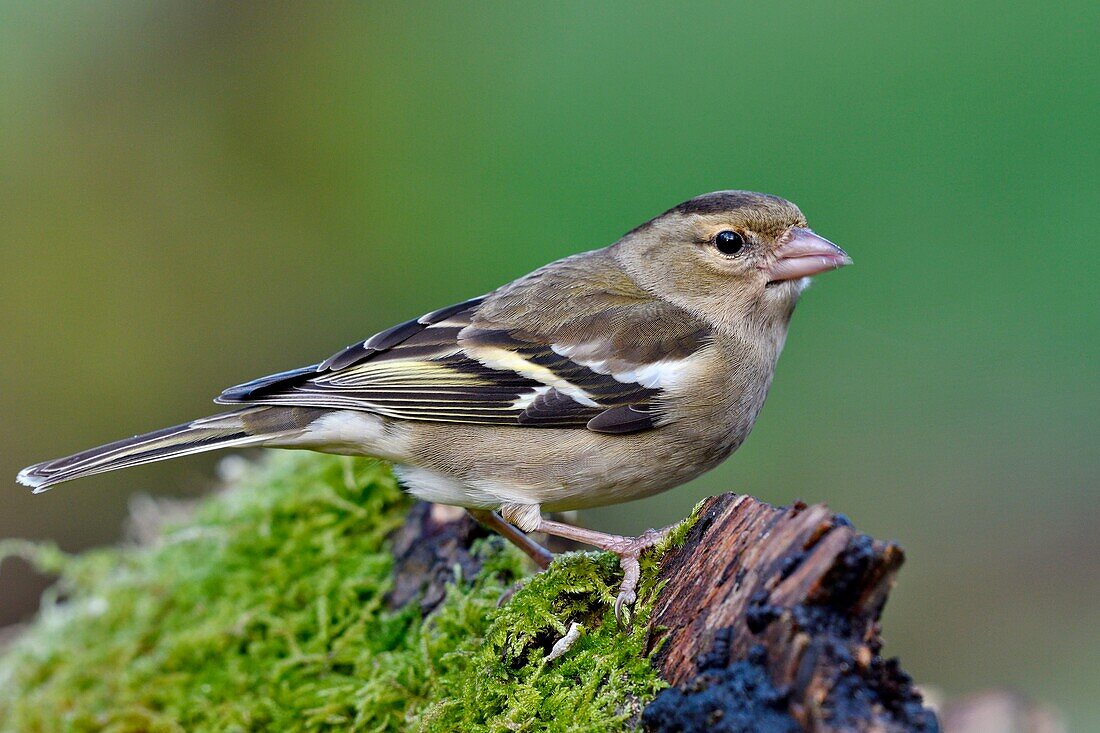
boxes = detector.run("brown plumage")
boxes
[18,190,850,617]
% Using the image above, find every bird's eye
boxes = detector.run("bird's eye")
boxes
[714,230,744,255]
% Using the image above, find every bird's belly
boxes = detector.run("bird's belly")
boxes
[396,420,738,513]
[391,464,502,507]
[393,456,713,513]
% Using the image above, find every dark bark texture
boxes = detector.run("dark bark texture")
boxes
[642,493,937,732]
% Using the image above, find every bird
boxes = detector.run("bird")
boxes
[18,190,850,617]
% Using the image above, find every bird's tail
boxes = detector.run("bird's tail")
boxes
[16,406,326,494]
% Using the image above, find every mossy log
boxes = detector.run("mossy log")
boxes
[0,454,937,732]
[394,494,938,731]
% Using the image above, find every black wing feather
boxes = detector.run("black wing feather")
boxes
[586,405,657,434]
[217,293,675,433]
[220,297,486,401]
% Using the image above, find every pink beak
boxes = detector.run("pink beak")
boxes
[765,227,852,283]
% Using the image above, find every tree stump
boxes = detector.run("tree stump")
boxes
[642,493,936,732]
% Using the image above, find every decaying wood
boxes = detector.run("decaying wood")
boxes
[642,493,936,731]
[386,502,492,613]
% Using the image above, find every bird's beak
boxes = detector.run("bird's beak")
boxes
[765,227,852,283]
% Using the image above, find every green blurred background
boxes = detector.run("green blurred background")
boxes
[1,2,1096,726]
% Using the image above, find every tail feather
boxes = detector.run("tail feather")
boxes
[16,407,324,493]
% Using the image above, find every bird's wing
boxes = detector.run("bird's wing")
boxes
[216,251,711,433]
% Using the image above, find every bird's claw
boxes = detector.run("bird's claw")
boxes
[609,525,675,627]
[614,556,640,627]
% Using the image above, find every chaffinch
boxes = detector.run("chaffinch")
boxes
[19,190,850,615]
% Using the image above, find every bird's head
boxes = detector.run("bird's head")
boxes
[613,190,850,331]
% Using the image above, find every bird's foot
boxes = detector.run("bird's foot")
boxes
[603,526,675,625]
[498,504,677,625]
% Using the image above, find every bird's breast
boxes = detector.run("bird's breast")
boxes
[658,336,780,454]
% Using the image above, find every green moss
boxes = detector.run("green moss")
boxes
[0,454,671,732]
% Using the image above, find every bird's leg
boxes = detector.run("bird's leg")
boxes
[467,508,553,569]
[501,504,675,621]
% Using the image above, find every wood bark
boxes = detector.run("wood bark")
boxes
[642,493,936,732]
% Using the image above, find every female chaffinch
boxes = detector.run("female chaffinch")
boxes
[19,190,850,615]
